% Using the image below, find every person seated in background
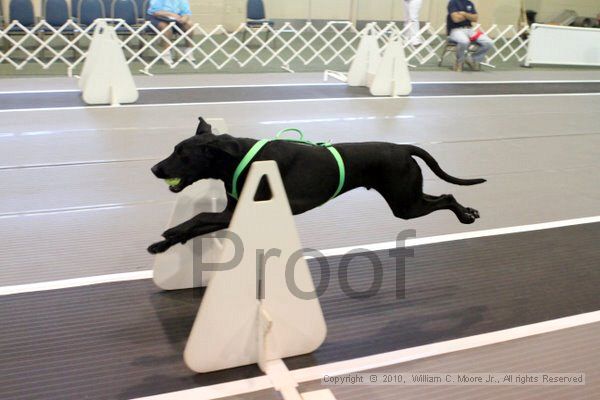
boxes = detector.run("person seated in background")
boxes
[147,0,196,64]
[446,0,493,72]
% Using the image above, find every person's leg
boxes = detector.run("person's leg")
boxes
[154,21,174,64]
[448,28,470,69]
[402,0,412,40]
[472,33,493,62]
[403,0,422,45]
[408,0,423,44]
[149,18,173,49]
[179,20,196,61]
[159,22,174,45]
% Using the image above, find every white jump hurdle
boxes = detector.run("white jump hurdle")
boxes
[79,19,138,106]
[525,24,600,67]
[152,124,335,400]
[324,23,412,97]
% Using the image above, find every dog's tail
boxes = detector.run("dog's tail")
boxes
[408,145,486,186]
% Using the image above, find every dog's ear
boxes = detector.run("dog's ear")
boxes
[195,117,212,136]
[204,135,242,158]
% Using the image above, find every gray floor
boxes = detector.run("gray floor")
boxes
[1,77,599,285]
[1,70,599,92]
[4,82,600,110]
[1,224,598,399]
[231,322,600,400]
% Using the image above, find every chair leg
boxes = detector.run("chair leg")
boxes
[38,32,46,61]
[438,43,448,67]
[71,34,77,61]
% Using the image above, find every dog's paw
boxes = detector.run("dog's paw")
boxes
[465,207,480,219]
[459,214,476,224]
[162,227,178,239]
[162,226,189,240]
[458,207,480,224]
[148,240,173,254]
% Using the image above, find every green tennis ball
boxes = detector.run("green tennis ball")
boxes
[165,178,181,187]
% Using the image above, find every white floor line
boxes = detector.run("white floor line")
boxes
[0,271,153,296]
[414,79,600,85]
[0,83,346,95]
[140,83,345,90]
[133,310,600,400]
[1,215,598,296]
[1,79,599,94]
[318,215,600,258]
[2,92,600,114]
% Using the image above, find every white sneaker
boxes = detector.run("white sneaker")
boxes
[184,47,196,62]
[161,51,173,65]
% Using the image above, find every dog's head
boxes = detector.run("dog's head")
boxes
[151,117,242,193]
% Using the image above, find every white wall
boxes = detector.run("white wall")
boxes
[262,0,598,25]
[263,0,353,21]
[262,0,309,20]
[188,0,244,30]
[3,0,598,28]
[262,0,522,27]
[417,0,521,27]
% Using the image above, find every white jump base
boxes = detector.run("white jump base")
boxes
[525,24,600,67]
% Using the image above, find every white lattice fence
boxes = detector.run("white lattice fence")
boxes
[485,24,530,64]
[0,19,529,74]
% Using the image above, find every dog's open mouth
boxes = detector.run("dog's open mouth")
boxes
[165,178,185,193]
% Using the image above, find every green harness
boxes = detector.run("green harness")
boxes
[229,128,346,200]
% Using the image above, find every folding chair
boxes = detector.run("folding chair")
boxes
[134,0,145,24]
[101,0,112,17]
[42,0,76,59]
[6,0,36,53]
[78,0,105,26]
[438,39,478,67]
[242,0,274,43]
[8,0,35,28]
[112,0,138,26]
[0,0,5,49]
[110,0,138,61]
[44,0,70,27]
[71,0,81,21]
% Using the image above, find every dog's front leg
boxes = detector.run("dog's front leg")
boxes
[148,210,233,254]
[162,210,233,240]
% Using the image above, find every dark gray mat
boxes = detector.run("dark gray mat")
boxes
[0,223,599,399]
[2,82,600,110]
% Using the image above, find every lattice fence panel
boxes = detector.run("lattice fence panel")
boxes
[0,19,529,74]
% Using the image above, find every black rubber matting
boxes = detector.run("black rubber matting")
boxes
[2,82,600,110]
[1,223,599,399]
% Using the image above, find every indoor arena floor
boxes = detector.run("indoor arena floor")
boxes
[0,69,599,400]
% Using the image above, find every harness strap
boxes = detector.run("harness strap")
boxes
[230,138,271,199]
[325,145,345,200]
[228,129,346,200]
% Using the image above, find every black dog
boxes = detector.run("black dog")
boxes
[148,118,485,254]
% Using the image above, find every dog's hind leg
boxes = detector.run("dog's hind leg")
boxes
[375,157,479,224]
[388,194,480,224]
[148,210,233,254]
